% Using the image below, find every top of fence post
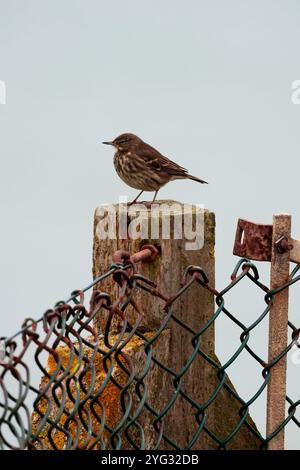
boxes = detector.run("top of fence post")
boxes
[93,200,215,334]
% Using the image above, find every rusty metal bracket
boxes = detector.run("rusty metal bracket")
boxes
[275,236,293,254]
[112,244,159,265]
[233,219,273,261]
[233,218,300,264]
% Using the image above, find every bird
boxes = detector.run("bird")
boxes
[102,133,207,204]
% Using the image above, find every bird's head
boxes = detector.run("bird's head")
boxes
[102,133,141,151]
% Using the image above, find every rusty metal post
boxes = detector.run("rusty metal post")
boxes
[266,214,291,450]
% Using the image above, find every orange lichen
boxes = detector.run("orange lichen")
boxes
[31,332,157,450]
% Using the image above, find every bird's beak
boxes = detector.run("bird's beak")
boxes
[102,141,114,146]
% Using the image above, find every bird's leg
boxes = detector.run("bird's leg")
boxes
[152,190,159,203]
[142,190,159,209]
[128,190,144,206]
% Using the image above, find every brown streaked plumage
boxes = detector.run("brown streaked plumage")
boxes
[103,133,207,204]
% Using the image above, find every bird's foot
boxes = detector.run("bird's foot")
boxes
[127,200,143,207]
[127,200,156,208]
[141,201,156,209]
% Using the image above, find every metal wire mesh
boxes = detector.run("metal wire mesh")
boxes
[0,255,299,450]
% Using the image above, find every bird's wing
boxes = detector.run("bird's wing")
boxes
[136,142,189,176]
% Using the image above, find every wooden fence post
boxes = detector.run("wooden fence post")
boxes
[93,201,261,449]
[266,214,291,450]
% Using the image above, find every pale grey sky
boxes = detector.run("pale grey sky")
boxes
[0,0,299,449]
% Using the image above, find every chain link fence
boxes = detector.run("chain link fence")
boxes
[0,246,299,450]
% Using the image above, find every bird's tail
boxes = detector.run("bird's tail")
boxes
[187,174,208,184]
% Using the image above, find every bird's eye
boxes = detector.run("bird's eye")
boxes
[119,139,127,145]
